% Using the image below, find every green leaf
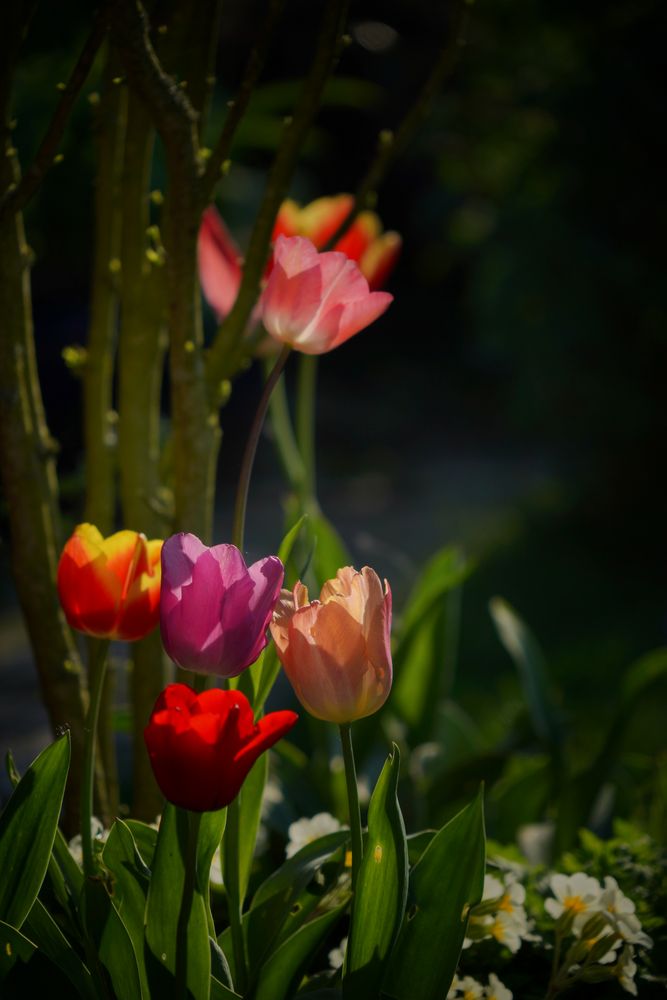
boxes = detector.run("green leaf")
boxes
[310,513,350,587]
[392,548,470,738]
[253,646,281,718]
[102,820,151,997]
[489,597,564,751]
[254,902,348,1000]
[0,921,36,980]
[0,733,70,928]
[82,879,143,1000]
[237,754,267,901]
[244,831,350,972]
[344,745,407,999]
[406,831,436,868]
[279,513,309,566]
[382,787,486,1000]
[125,818,158,870]
[23,899,95,998]
[198,807,227,933]
[211,976,242,999]
[145,805,211,999]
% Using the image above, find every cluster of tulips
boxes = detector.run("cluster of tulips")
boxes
[57,527,391,814]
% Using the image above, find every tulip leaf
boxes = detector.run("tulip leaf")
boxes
[489,596,564,753]
[125,818,158,869]
[82,879,143,1000]
[311,513,350,587]
[253,901,348,1000]
[382,787,486,1000]
[278,513,309,566]
[253,645,281,717]
[145,804,211,999]
[406,830,436,868]
[23,898,95,998]
[238,754,267,901]
[102,820,151,997]
[392,547,471,739]
[344,745,408,1000]
[0,732,70,929]
[243,830,349,972]
[211,977,242,999]
[0,920,36,979]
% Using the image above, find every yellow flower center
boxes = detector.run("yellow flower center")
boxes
[563,895,587,914]
[498,892,514,913]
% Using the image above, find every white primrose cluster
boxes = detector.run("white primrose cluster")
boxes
[544,872,653,996]
[447,972,513,1000]
[464,872,537,953]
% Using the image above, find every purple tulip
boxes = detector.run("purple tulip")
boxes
[160,533,284,678]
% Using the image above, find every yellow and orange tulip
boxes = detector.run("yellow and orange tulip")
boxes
[57,524,162,641]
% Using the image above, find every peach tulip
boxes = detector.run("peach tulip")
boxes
[259,235,392,355]
[270,566,392,723]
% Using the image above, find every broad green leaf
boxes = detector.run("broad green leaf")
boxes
[393,548,470,737]
[211,976,242,999]
[278,513,309,566]
[103,820,151,996]
[382,788,486,1000]
[198,807,228,935]
[244,830,349,972]
[253,645,282,718]
[23,899,95,998]
[311,513,350,587]
[145,805,211,999]
[237,754,267,901]
[406,831,436,868]
[0,733,70,928]
[344,746,407,999]
[0,920,35,979]
[125,818,158,870]
[254,902,348,1000]
[489,597,564,751]
[82,879,143,1000]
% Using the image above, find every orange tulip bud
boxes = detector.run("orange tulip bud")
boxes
[270,566,392,723]
[57,524,162,641]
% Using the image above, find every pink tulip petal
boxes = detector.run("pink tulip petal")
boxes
[329,291,393,349]
[198,206,243,320]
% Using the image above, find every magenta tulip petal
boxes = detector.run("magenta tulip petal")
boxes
[160,534,285,678]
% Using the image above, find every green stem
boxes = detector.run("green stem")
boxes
[232,345,290,551]
[264,354,307,492]
[175,810,202,999]
[339,723,363,894]
[81,638,110,878]
[296,354,317,501]
[224,796,248,994]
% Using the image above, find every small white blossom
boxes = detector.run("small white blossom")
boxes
[285,812,343,858]
[600,877,653,948]
[613,944,639,996]
[486,973,513,1000]
[328,936,347,971]
[544,872,602,928]
[464,872,532,953]
[450,975,485,999]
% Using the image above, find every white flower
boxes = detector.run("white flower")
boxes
[487,910,529,953]
[486,973,513,1000]
[328,936,347,971]
[464,872,532,953]
[68,816,107,867]
[454,975,485,999]
[516,821,554,865]
[544,872,602,928]
[285,812,343,858]
[613,944,639,996]
[600,877,653,949]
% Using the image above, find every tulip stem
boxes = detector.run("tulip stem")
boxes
[224,796,248,993]
[296,354,318,501]
[339,723,363,894]
[232,344,291,551]
[81,638,110,878]
[175,809,202,999]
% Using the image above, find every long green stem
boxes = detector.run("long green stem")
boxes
[81,638,110,878]
[175,810,202,999]
[232,345,290,551]
[224,796,248,993]
[296,354,317,501]
[265,355,307,492]
[339,723,363,894]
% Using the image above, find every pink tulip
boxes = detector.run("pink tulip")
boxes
[160,533,284,677]
[198,206,243,321]
[259,235,393,355]
[270,566,393,723]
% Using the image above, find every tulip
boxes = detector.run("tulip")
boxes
[160,532,284,677]
[259,235,393,355]
[270,565,392,723]
[198,205,243,320]
[57,523,162,641]
[272,194,355,250]
[144,683,297,811]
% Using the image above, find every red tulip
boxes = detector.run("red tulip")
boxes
[259,235,393,355]
[144,684,297,811]
[57,523,162,641]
